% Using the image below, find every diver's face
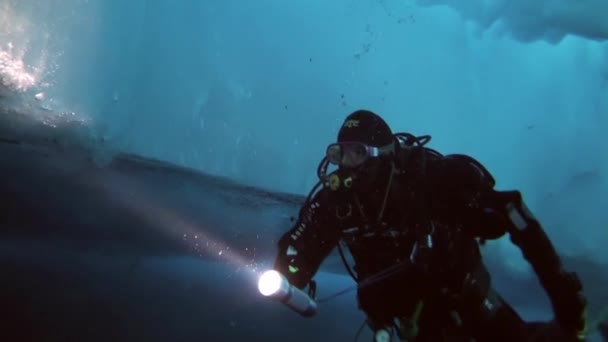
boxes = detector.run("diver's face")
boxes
[327,142,375,169]
[326,141,394,192]
[326,142,394,169]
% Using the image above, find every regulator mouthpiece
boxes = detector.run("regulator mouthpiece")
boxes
[258,270,317,317]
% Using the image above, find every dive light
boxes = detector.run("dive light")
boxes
[258,270,318,317]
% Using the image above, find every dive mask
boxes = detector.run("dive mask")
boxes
[326,141,394,168]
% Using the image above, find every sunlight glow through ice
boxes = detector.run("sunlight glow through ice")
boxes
[0,45,37,92]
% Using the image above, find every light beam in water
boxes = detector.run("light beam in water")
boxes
[85,168,262,278]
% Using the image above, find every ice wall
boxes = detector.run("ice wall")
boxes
[415,0,608,43]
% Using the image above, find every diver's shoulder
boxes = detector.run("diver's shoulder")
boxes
[423,148,488,171]
[422,146,446,161]
[438,152,496,187]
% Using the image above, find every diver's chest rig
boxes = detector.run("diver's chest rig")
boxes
[302,133,442,340]
[318,132,441,281]
[304,132,502,341]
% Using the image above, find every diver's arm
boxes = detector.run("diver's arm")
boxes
[491,190,587,340]
[273,188,343,289]
[440,154,587,339]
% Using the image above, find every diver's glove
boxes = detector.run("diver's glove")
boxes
[547,270,588,341]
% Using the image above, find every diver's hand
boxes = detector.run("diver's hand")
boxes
[551,271,588,341]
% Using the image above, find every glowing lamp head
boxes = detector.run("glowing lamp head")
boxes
[257,269,318,317]
[258,270,283,296]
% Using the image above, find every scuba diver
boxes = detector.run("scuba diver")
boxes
[270,110,588,341]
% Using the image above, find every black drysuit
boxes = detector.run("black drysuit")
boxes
[273,147,586,341]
